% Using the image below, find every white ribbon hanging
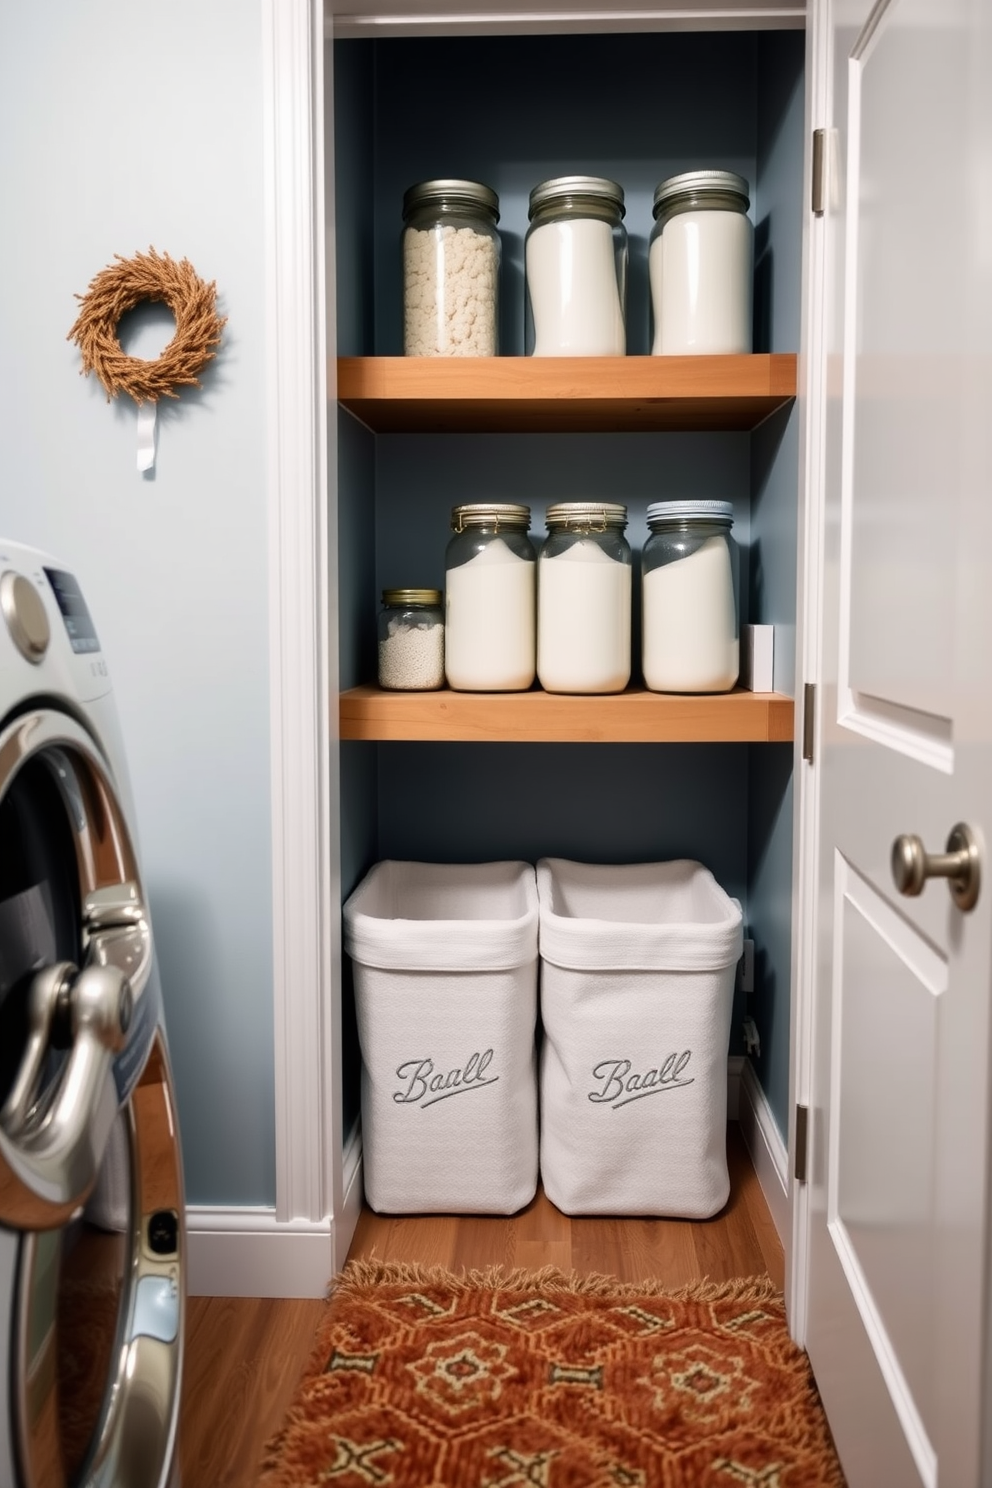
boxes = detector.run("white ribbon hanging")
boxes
[136,400,158,473]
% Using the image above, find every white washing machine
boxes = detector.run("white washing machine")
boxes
[0,539,184,1487]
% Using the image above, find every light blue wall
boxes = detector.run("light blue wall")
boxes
[0,2,276,1205]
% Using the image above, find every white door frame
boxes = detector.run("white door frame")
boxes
[200,0,821,1298]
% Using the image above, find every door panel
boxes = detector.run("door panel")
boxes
[807,0,992,1484]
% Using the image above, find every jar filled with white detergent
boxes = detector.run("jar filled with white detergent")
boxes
[649,171,752,356]
[402,180,501,357]
[525,177,627,357]
[445,504,536,691]
[377,589,445,691]
[642,500,739,693]
[537,503,631,694]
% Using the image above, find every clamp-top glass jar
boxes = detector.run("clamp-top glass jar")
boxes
[445,504,536,691]
[525,177,627,356]
[649,170,752,355]
[377,589,445,691]
[537,503,632,694]
[642,500,739,693]
[402,179,501,357]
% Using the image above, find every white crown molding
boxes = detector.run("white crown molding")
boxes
[262,0,341,1229]
[327,3,805,38]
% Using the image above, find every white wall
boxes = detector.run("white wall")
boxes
[0,0,277,1206]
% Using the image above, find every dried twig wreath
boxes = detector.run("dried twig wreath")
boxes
[67,247,226,404]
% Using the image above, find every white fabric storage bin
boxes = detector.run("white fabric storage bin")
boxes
[343,860,539,1215]
[537,858,743,1218]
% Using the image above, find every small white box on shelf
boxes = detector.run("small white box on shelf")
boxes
[537,857,743,1218]
[343,859,539,1215]
[740,623,775,692]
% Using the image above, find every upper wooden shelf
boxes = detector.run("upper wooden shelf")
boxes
[336,354,798,434]
[340,685,795,745]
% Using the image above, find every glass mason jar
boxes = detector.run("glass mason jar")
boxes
[402,179,501,357]
[537,503,632,694]
[649,170,753,355]
[444,504,536,691]
[642,500,740,693]
[525,177,627,356]
[377,588,445,691]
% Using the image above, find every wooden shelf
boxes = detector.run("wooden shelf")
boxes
[336,354,797,433]
[340,685,795,744]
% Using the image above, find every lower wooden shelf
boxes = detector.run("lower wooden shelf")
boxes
[339,685,795,744]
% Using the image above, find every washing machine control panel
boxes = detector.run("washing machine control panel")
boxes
[0,542,112,707]
[0,568,51,663]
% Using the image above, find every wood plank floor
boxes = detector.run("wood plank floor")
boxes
[178,1125,783,1486]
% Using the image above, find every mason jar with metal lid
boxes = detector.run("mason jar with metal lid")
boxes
[525,177,627,357]
[537,502,631,694]
[444,504,535,691]
[642,500,739,693]
[377,588,445,691]
[402,179,501,357]
[649,170,752,355]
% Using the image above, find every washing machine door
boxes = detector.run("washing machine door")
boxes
[0,710,184,1486]
[0,708,161,1228]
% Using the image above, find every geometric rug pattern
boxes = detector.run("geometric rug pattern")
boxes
[260,1261,846,1487]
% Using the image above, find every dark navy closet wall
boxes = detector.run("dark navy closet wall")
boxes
[333,28,805,1146]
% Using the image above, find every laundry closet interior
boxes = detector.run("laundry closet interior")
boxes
[329,16,805,1208]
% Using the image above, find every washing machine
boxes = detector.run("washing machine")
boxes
[0,539,184,1487]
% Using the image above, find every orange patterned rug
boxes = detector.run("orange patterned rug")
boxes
[260,1262,845,1487]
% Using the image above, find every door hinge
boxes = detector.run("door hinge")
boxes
[794,1103,810,1184]
[802,683,816,763]
[811,129,828,216]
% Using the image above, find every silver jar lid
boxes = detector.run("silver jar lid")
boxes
[647,499,734,527]
[402,179,500,223]
[546,502,628,530]
[382,588,442,607]
[528,176,625,220]
[652,170,749,227]
[451,502,531,532]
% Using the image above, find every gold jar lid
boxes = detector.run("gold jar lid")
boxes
[545,502,628,531]
[381,588,442,607]
[450,503,531,533]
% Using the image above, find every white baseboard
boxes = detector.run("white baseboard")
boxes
[737,1057,790,1263]
[187,1129,364,1299]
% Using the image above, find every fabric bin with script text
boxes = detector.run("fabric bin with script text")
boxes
[343,859,539,1214]
[537,857,743,1218]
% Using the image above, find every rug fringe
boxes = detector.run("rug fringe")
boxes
[330,1258,782,1304]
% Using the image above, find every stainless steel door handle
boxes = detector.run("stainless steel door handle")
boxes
[891,822,981,911]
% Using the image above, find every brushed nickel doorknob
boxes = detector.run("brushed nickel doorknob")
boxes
[891,822,980,912]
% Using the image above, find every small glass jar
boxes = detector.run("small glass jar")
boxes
[642,500,740,693]
[377,589,445,690]
[537,503,632,694]
[525,177,627,357]
[649,170,753,355]
[402,179,501,357]
[444,505,536,691]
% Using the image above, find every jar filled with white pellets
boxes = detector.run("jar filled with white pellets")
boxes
[537,503,632,694]
[377,589,445,690]
[642,501,740,693]
[402,179,501,357]
[525,177,627,356]
[649,170,753,355]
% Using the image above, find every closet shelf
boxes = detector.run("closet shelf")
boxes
[336,354,797,433]
[339,685,795,744]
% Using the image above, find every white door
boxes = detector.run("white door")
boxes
[805,0,992,1485]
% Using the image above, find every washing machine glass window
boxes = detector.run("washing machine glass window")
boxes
[15,1117,132,1487]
